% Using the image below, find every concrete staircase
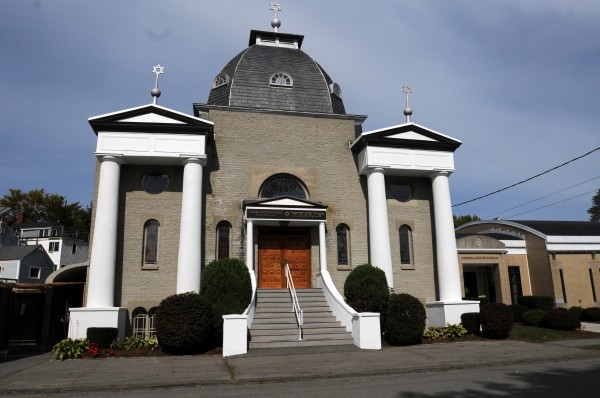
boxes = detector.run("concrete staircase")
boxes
[249,288,354,349]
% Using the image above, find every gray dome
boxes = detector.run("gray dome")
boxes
[207,30,345,115]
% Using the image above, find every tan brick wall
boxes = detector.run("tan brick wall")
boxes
[552,253,599,308]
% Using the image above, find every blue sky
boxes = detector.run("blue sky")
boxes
[1,0,599,221]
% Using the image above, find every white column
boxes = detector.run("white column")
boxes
[86,155,122,308]
[431,171,463,301]
[177,157,204,294]
[319,221,327,273]
[246,220,254,271]
[365,168,393,287]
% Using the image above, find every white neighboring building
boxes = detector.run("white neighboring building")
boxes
[12,222,89,271]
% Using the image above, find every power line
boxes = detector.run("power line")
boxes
[502,189,597,219]
[483,175,600,219]
[453,146,600,207]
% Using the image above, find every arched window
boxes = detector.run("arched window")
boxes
[132,308,147,338]
[336,224,350,266]
[270,72,293,87]
[213,73,230,88]
[132,307,157,338]
[259,174,308,199]
[399,225,413,265]
[216,221,231,260]
[143,219,160,265]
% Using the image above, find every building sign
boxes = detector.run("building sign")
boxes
[461,256,500,261]
[246,208,326,221]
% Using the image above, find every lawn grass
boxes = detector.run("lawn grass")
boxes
[509,323,596,343]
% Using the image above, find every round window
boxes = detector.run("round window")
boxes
[141,172,169,195]
[390,183,412,202]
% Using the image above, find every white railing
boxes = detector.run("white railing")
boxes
[284,261,303,340]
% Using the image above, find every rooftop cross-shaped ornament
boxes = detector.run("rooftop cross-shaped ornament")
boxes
[403,85,413,123]
[270,2,282,32]
[151,64,165,105]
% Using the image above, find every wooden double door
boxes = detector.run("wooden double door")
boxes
[258,229,311,289]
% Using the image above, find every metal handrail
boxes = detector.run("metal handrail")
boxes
[284,260,303,340]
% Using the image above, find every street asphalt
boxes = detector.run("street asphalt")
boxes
[1,331,600,396]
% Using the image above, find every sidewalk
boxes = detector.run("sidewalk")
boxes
[1,338,599,396]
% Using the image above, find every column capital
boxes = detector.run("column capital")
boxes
[364,167,388,176]
[95,154,124,165]
[430,169,454,179]
[180,155,207,167]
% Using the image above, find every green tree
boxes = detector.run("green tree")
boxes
[453,213,481,228]
[0,188,91,239]
[589,189,600,222]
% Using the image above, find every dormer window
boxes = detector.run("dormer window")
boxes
[213,73,230,89]
[330,83,342,98]
[270,72,293,87]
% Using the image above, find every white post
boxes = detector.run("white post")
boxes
[365,167,393,287]
[177,157,204,294]
[319,221,327,273]
[87,155,122,308]
[246,219,254,271]
[431,171,463,301]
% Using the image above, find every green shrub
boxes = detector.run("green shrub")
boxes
[511,304,530,322]
[518,296,554,312]
[522,309,547,326]
[52,338,88,360]
[344,264,389,314]
[568,306,584,320]
[423,325,445,340]
[539,308,581,331]
[443,323,468,339]
[200,258,253,341]
[383,293,426,346]
[581,307,600,322]
[155,292,213,354]
[479,303,513,339]
[461,312,480,335]
[86,327,118,348]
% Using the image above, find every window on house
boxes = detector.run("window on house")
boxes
[336,224,350,266]
[508,266,523,304]
[48,242,60,253]
[589,269,597,302]
[399,225,413,265]
[559,268,567,304]
[132,307,157,339]
[72,244,77,254]
[39,229,49,238]
[259,174,308,199]
[213,73,230,88]
[143,220,160,265]
[270,72,293,87]
[216,221,231,260]
[29,267,41,279]
[52,229,58,237]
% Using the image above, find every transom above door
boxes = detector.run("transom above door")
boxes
[258,229,311,289]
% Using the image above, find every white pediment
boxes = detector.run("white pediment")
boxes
[388,131,436,141]
[118,113,186,124]
[260,198,315,207]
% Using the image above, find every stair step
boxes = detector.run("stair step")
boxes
[250,327,349,336]
[249,339,354,349]
[250,322,344,329]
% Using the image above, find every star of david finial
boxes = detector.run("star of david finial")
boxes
[403,85,413,123]
[270,2,282,32]
[151,64,165,104]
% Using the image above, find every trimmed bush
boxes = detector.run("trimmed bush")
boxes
[464,297,489,305]
[87,327,118,348]
[344,264,389,314]
[461,312,480,335]
[568,306,584,320]
[539,308,581,331]
[155,292,213,354]
[384,293,426,346]
[522,309,547,327]
[200,258,253,340]
[581,307,600,322]
[511,304,530,323]
[479,303,513,339]
[518,296,554,312]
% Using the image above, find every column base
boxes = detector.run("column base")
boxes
[426,300,480,326]
[68,307,127,340]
